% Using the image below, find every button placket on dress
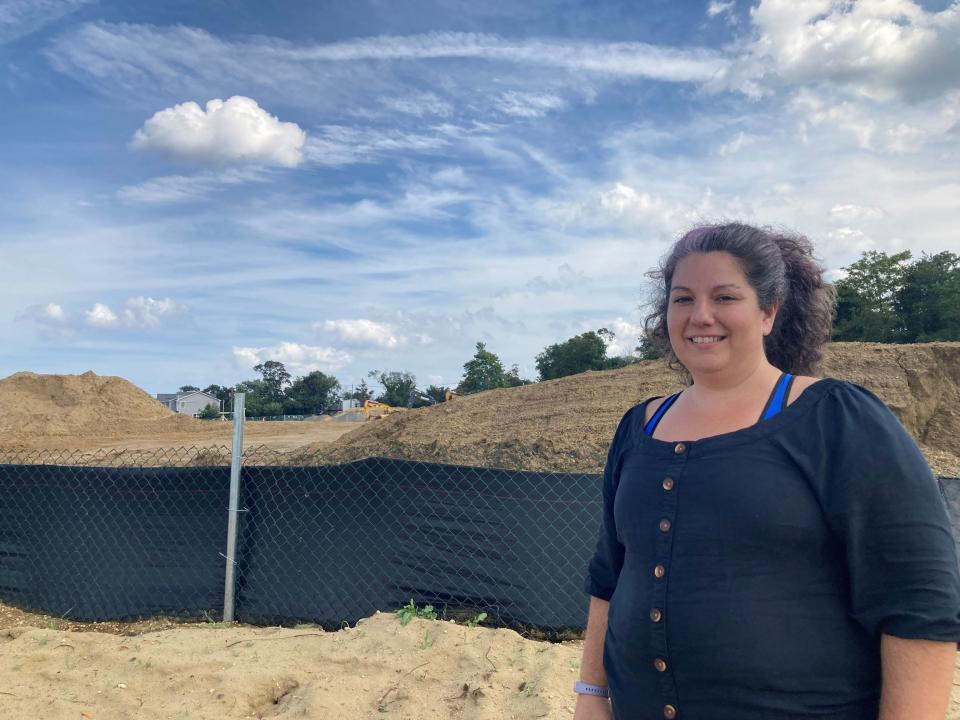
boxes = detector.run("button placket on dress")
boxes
[650,441,687,717]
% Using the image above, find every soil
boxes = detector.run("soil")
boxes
[320,342,960,477]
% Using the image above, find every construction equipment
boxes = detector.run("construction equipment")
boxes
[444,389,460,401]
[362,399,403,419]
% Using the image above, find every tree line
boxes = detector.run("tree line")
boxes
[179,249,958,417]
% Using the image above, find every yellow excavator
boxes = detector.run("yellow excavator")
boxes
[362,399,403,419]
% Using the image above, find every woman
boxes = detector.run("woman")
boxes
[575,223,960,720]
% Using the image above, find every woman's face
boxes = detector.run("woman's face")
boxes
[666,251,777,378]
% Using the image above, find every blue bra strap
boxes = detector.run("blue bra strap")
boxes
[643,392,681,436]
[759,372,794,421]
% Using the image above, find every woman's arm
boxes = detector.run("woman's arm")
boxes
[878,634,956,720]
[573,595,613,719]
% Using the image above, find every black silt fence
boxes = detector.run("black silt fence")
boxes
[0,457,600,634]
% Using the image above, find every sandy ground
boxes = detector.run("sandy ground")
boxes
[0,611,585,720]
[1,611,960,720]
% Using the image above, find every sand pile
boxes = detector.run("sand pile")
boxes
[321,342,960,476]
[0,370,204,440]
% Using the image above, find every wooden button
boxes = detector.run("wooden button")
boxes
[674,442,686,455]
[654,658,667,672]
[659,518,671,532]
[662,477,675,491]
[650,608,662,622]
[664,704,677,719]
[654,564,666,578]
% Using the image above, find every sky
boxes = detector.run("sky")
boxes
[2,0,959,397]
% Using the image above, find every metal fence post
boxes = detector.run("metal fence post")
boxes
[223,393,245,622]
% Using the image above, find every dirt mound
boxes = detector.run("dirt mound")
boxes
[0,370,204,439]
[320,342,960,477]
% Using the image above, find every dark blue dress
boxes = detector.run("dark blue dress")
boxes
[584,377,960,720]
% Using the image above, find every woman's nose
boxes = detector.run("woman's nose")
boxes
[690,299,716,325]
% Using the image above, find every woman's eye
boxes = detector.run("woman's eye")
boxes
[672,297,691,304]
[717,296,734,302]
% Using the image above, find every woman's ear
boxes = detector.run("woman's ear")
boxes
[762,302,778,336]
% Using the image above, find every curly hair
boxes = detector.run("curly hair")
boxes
[643,223,837,383]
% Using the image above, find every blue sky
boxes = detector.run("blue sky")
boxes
[2,0,959,396]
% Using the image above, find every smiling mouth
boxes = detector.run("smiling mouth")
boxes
[687,336,727,345]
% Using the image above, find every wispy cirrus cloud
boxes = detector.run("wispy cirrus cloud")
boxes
[0,0,94,44]
[116,167,267,204]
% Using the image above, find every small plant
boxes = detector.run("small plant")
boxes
[464,612,487,627]
[419,628,433,649]
[517,680,537,698]
[394,599,437,626]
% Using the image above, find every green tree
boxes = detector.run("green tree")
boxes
[535,330,609,380]
[895,251,960,342]
[832,250,911,342]
[253,360,291,403]
[178,385,200,392]
[457,342,509,394]
[368,370,418,407]
[504,364,532,387]
[343,379,373,404]
[423,385,451,404]
[234,379,270,416]
[203,384,232,413]
[635,333,664,361]
[197,403,220,420]
[284,371,341,415]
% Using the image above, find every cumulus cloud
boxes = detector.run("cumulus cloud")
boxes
[232,342,352,374]
[495,91,566,118]
[320,319,404,348]
[604,317,644,357]
[82,297,182,329]
[85,302,118,327]
[714,0,960,101]
[130,96,306,167]
[598,182,700,232]
[829,204,885,223]
[15,302,67,325]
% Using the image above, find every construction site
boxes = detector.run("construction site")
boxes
[1,341,959,719]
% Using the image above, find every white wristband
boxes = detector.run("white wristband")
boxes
[574,680,610,698]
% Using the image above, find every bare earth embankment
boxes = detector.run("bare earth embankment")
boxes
[1,343,959,719]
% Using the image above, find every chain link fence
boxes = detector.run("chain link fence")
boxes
[0,447,601,640]
[2,446,958,641]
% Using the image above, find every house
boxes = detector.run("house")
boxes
[156,390,222,416]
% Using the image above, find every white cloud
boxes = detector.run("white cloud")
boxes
[15,302,67,325]
[121,296,180,328]
[604,318,644,357]
[232,342,352,374]
[718,131,757,156]
[714,0,960,101]
[130,96,306,167]
[82,297,181,329]
[598,182,702,233]
[380,92,453,117]
[431,166,470,187]
[47,24,729,105]
[303,125,448,166]
[320,319,404,348]
[0,0,93,44]
[495,91,567,118]
[707,1,736,18]
[117,168,266,204]
[85,302,118,327]
[829,204,885,223]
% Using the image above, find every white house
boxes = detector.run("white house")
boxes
[156,390,222,416]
